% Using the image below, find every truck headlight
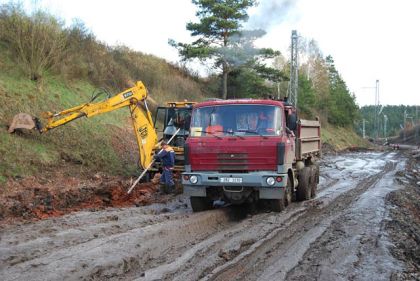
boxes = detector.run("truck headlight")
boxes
[190,175,198,184]
[266,177,275,186]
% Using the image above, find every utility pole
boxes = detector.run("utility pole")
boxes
[416,106,419,145]
[289,30,298,108]
[362,119,367,139]
[404,109,407,142]
[374,80,380,141]
[383,114,388,139]
[403,110,414,143]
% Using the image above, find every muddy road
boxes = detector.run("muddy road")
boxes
[0,151,413,280]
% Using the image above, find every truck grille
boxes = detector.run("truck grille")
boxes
[217,153,248,171]
[189,140,278,172]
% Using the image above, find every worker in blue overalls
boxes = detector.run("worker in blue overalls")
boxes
[154,141,176,194]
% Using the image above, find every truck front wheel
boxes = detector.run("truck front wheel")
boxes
[297,167,311,201]
[266,175,292,212]
[190,197,212,212]
[267,198,285,212]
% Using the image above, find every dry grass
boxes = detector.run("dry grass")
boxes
[322,124,370,151]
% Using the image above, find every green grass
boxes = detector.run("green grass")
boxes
[0,47,138,178]
[0,175,7,185]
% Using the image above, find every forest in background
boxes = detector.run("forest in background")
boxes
[359,105,420,139]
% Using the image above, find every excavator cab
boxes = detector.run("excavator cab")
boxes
[151,101,195,174]
[155,104,192,146]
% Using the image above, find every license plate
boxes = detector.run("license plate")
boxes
[220,177,242,183]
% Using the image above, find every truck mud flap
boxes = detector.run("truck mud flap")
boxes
[183,186,206,197]
[259,187,284,199]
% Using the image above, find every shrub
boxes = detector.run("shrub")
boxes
[0,2,211,103]
[0,3,66,81]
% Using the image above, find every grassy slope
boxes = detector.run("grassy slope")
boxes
[0,54,127,180]
[0,44,207,182]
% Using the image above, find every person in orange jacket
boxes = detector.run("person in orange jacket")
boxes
[154,141,176,193]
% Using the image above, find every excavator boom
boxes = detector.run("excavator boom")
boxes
[8,81,158,169]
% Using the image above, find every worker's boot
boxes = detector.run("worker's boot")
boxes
[159,184,166,194]
[168,184,176,194]
[164,184,171,194]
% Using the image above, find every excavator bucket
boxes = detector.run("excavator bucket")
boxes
[8,113,37,133]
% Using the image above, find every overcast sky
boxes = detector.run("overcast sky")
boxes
[4,0,419,106]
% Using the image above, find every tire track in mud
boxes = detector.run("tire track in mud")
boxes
[0,201,191,269]
[285,158,404,281]
[200,157,399,281]
[0,208,236,281]
[135,206,308,281]
[130,153,397,280]
[0,152,402,281]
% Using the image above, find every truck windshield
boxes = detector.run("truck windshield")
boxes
[190,105,282,137]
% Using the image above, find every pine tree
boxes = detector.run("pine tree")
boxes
[169,0,280,99]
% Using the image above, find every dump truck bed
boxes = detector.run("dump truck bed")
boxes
[296,119,321,160]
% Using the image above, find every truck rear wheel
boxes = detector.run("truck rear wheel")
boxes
[296,167,311,201]
[310,164,319,198]
[190,197,212,212]
[285,175,292,206]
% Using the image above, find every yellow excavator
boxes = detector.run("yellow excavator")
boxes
[8,81,194,176]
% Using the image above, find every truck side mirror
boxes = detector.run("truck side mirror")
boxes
[287,113,297,131]
[285,127,295,137]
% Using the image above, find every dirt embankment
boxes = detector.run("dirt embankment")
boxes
[385,151,420,280]
[0,172,168,224]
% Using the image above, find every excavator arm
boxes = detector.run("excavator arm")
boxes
[9,81,158,169]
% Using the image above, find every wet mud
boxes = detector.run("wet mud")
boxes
[0,174,165,224]
[0,151,418,281]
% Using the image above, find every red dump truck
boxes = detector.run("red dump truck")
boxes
[182,98,321,212]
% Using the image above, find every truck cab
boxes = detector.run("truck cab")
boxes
[182,99,321,212]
